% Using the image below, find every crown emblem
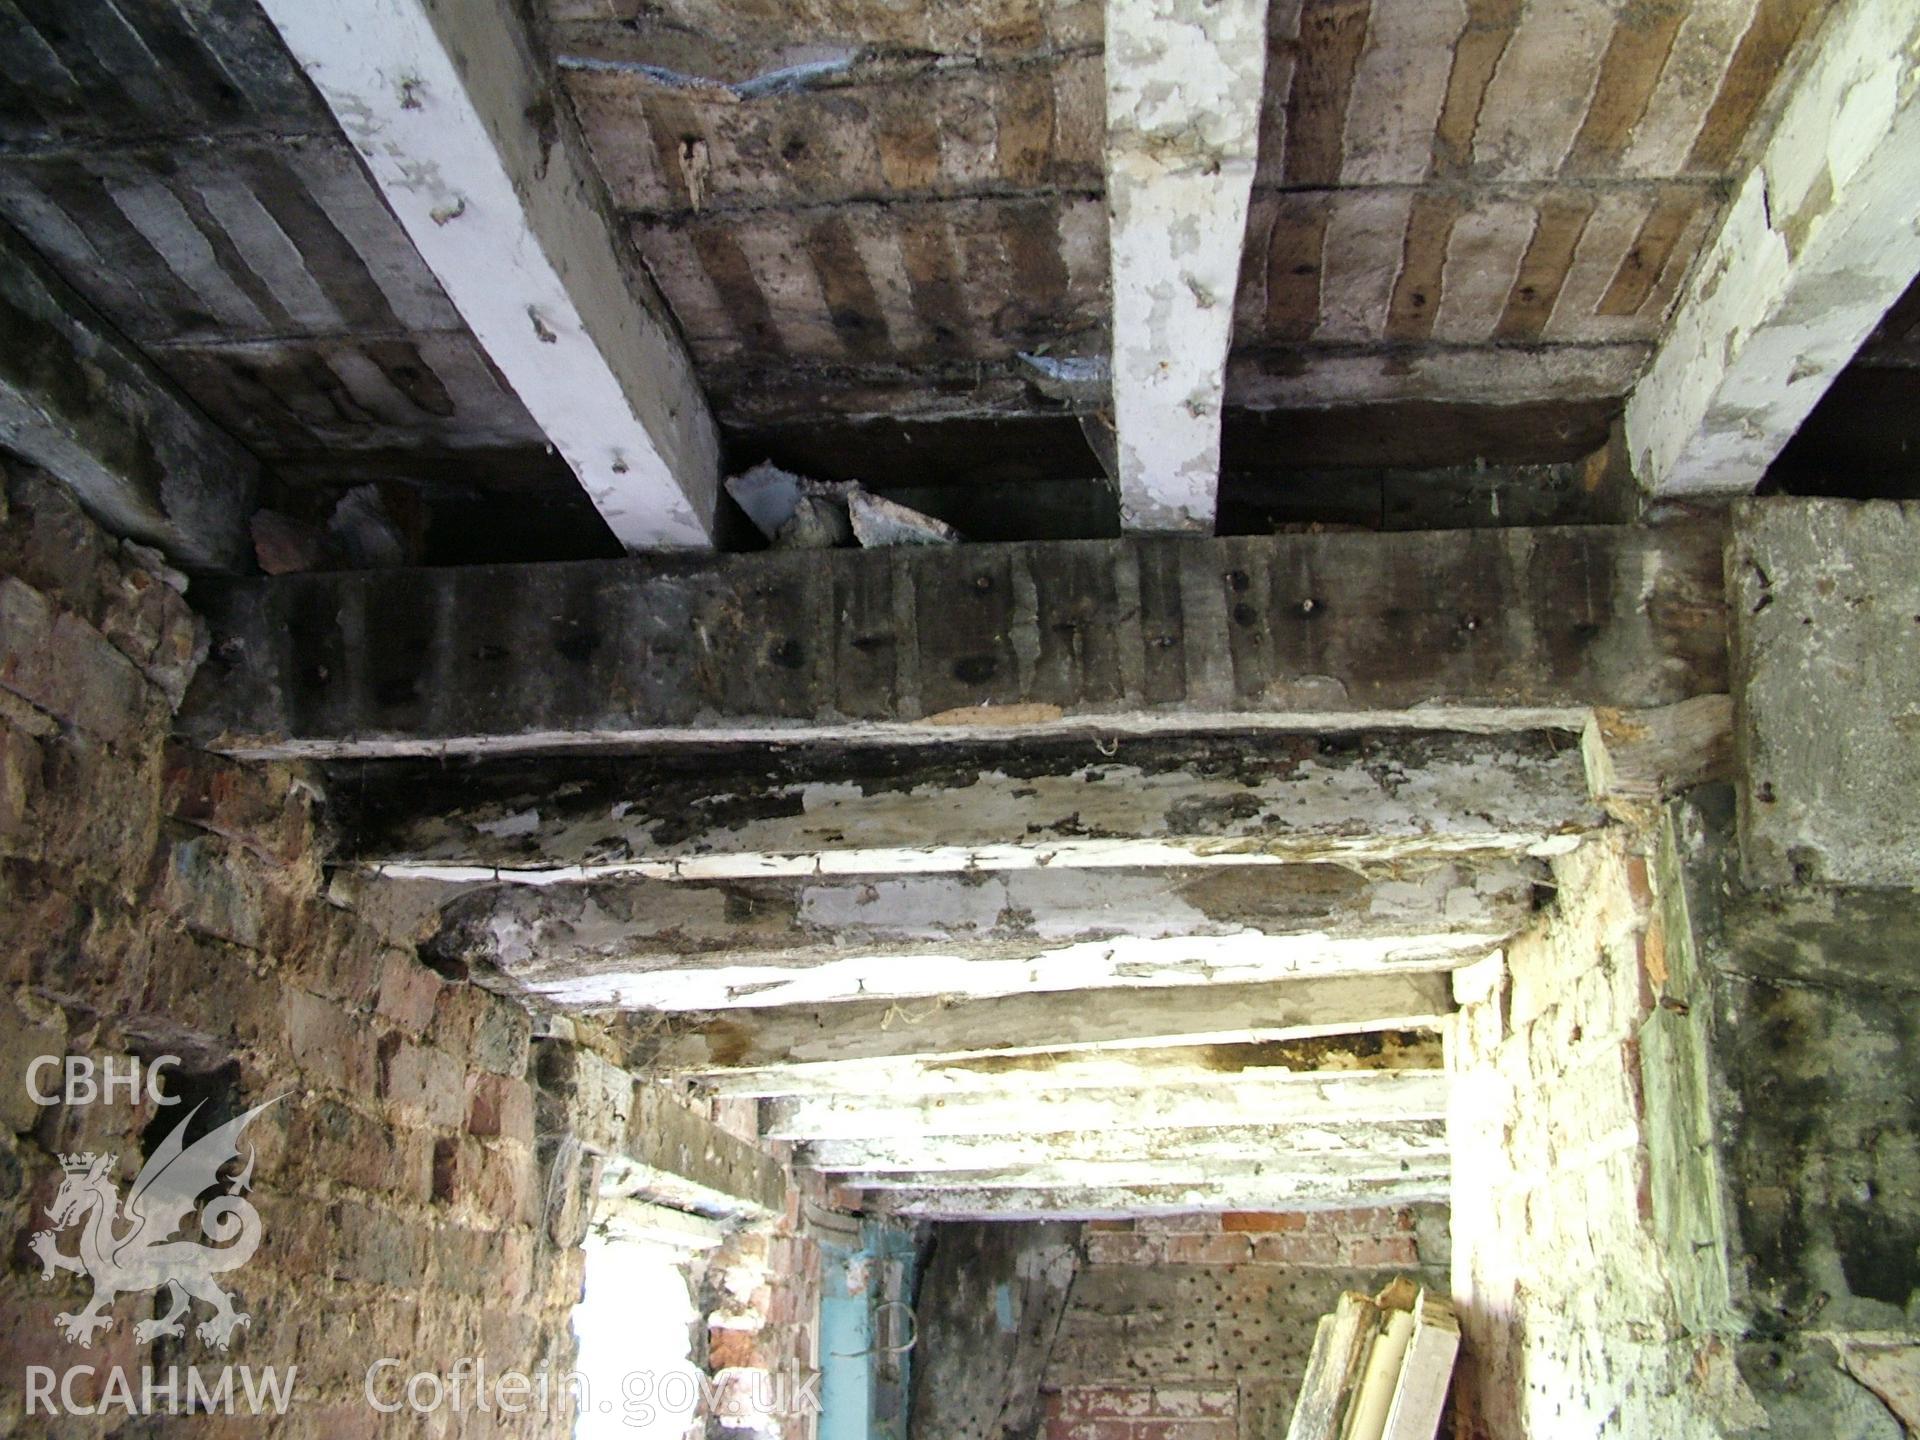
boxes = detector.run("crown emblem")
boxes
[59,1152,107,1174]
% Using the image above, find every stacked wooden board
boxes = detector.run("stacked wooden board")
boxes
[1286,1279,1459,1440]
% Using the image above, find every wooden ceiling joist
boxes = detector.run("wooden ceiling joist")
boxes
[1105,0,1270,531]
[346,732,1591,885]
[1626,0,1920,497]
[762,1068,1450,1142]
[852,1173,1450,1221]
[699,1031,1446,1100]
[797,1119,1448,1175]
[842,1154,1451,1193]
[256,0,723,548]
[639,972,1454,1075]
[426,859,1534,1011]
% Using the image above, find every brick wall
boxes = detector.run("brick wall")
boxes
[1446,831,1763,1439]
[0,466,583,1434]
[700,1170,831,1440]
[1042,1207,1446,1440]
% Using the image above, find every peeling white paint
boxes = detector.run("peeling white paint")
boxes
[371,746,1597,882]
[801,1119,1447,1174]
[520,930,1500,1012]
[1106,0,1269,532]
[764,1069,1450,1141]
[1626,0,1920,496]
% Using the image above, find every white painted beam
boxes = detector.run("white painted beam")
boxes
[702,1032,1445,1100]
[1106,0,1269,531]
[359,736,1595,883]
[503,931,1500,1012]
[1626,0,1920,497]
[844,1155,1450,1193]
[258,0,720,547]
[436,860,1530,1011]
[763,1070,1450,1142]
[855,1174,1449,1220]
[798,1120,1447,1174]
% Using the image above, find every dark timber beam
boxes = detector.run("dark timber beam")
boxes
[0,224,257,573]
[181,525,1727,759]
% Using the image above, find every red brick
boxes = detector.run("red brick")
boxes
[1347,1236,1419,1267]
[376,950,443,1034]
[378,1035,467,1127]
[284,987,379,1094]
[1220,1212,1306,1233]
[709,1326,764,1369]
[335,1199,430,1288]
[287,1095,432,1201]
[0,721,42,857]
[1137,1212,1219,1234]
[1087,1218,1134,1231]
[1057,1387,1154,1420]
[1132,1419,1236,1440]
[468,1072,536,1144]
[1151,1388,1236,1418]
[1165,1234,1251,1265]
[1086,1232,1161,1266]
[1248,1232,1341,1265]
[1622,854,1653,910]
[161,744,312,869]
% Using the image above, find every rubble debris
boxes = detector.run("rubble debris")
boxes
[726,462,958,548]
[725,461,808,540]
[848,490,960,547]
[783,492,854,549]
[327,485,408,569]
[1018,352,1110,408]
[250,509,324,576]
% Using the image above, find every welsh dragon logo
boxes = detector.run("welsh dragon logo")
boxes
[31,1098,280,1349]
